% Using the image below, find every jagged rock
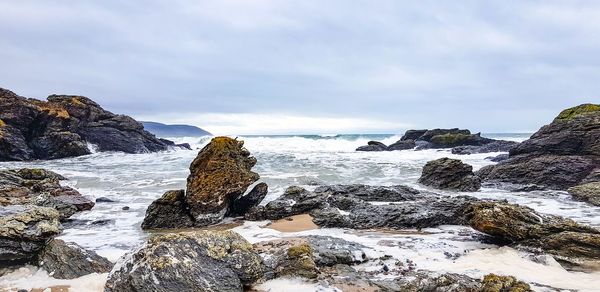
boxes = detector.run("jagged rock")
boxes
[480,104,600,190]
[480,274,532,292]
[105,230,266,292]
[0,88,180,161]
[0,168,93,219]
[37,239,113,279]
[0,205,61,265]
[400,129,428,141]
[452,140,519,155]
[228,182,268,217]
[186,137,260,225]
[485,153,510,162]
[141,190,194,230]
[567,182,600,206]
[356,141,388,151]
[305,236,368,266]
[387,140,416,151]
[419,158,481,191]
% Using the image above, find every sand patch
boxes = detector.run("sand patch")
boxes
[266,214,319,232]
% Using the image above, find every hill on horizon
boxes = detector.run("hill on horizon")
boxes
[141,121,212,138]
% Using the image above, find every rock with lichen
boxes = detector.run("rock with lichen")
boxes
[37,239,113,279]
[480,274,532,292]
[568,182,600,206]
[104,230,266,292]
[419,158,481,191]
[0,205,61,265]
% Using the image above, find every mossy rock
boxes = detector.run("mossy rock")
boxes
[430,133,472,146]
[555,103,600,121]
[481,274,532,292]
[568,182,600,206]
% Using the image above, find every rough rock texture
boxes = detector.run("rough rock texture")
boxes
[0,88,180,161]
[479,104,600,190]
[567,182,600,206]
[419,158,481,191]
[0,168,93,219]
[228,182,268,217]
[356,141,388,151]
[486,153,509,162]
[186,137,260,225]
[387,140,416,151]
[452,140,519,155]
[37,239,113,279]
[141,190,194,229]
[0,205,61,264]
[105,230,265,292]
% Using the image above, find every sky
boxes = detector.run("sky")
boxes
[1,0,599,135]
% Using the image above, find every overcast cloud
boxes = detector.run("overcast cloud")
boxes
[1,0,599,134]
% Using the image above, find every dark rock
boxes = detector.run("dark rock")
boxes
[568,182,600,206]
[228,182,268,217]
[400,129,428,141]
[356,141,387,151]
[313,184,421,202]
[419,158,481,191]
[105,230,265,292]
[0,88,177,161]
[418,128,472,142]
[141,190,194,230]
[0,205,61,265]
[485,153,510,162]
[95,197,115,203]
[37,239,113,279]
[429,132,493,148]
[387,139,416,151]
[452,140,519,155]
[245,186,326,221]
[122,206,130,210]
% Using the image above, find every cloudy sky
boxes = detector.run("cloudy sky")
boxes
[1,1,599,135]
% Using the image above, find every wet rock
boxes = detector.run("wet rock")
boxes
[452,140,519,155]
[141,190,194,230]
[485,153,510,162]
[228,182,268,217]
[419,128,472,142]
[186,137,260,225]
[313,184,421,201]
[419,158,481,191]
[0,88,176,161]
[429,132,494,149]
[0,205,61,265]
[37,239,113,279]
[95,197,115,203]
[306,236,368,266]
[387,139,416,151]
[245,186,327,221]
[567,182,600,206]
[480,103,600,190]
[400,129,428,141]
[356,141,388,151]
[481,274,532,291]
[105,230,265,292]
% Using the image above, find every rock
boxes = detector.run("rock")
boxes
[105,230,265,292]
[356,141,387,151]
[452,140,519,155]
[0,87,177,161]
[481,274,532,291]
[429,132,494,149]
[305,236,368,266]
[480,104,600,190]
[419,128,472,142]
[400,129,428,141]
[141,190,195,230]
[0,168,93,219]
[37,239,113,279]
[0,205,61,265]
[387,139,416,151]
[95,197,115,203]
[245,186,327,221]
[485,153,510,162]
[567,182,600,206]
[228,182,268,217]
[186,137,260,225]
[418,158,481,191]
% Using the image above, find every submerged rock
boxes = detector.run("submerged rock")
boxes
[567,182,600,206]
[0,88,181,161]
[105,230,266,292]
[418,158,481,191]
[0,205,61,265]
[356,141,388,151]
[37,239,113,279]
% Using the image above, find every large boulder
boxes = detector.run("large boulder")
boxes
[105,230,266,292]
[0,168,94,219]
[0,205,61,265]
[186,137,260,225]
[0,88,182,161]
[37,239,113,279]
[140,190,195,229]
[418,158,481,191]
[479,104,600,190]
[568,182,600,206]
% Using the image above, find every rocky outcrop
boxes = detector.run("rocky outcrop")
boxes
[452,140,519,155]
[105,230,266,292]
[142,137,266,229]
[387,140,417,151]
[568,182,600,206]
[37,239,113,279]
[356,141,388,151]
[0,168,94,219]
[0,205,61,265]
[418,158,481,191]
[478,104,600,190]
[0,88,183,161]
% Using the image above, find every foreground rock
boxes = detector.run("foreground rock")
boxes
[0,168,94,219]
[0,88,184,161]
[0,205,61,264]
[142,137,266,229]
[418,158,481,191]
[105,230,265,292]
[568,182,600,206]
[478,104,600,190]
[37,239,113,279]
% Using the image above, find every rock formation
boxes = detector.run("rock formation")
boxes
[36,239,113,279]
[0,87,185,161]
[418,158,482,191]
[568,182,600,206]
[478,104,600,190]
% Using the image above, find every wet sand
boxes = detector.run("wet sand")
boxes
[266,214,319,232]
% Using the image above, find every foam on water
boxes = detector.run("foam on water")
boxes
[2,133,599,291]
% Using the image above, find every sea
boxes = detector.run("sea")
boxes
[1,133,600,291]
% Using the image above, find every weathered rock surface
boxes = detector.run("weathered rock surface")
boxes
[387,139,416,151]
[37,239,113,279]
[568,182,600,206]
[141,190,194,229]
[452,140,519,155]
[356,141,388,151]
[105,230,266,292]
[0,88,182,161]
[0,168,93,219]
[419,158,481,191]
[479,104,600,190]
[228,182,268,217]
[0,205,61,264]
